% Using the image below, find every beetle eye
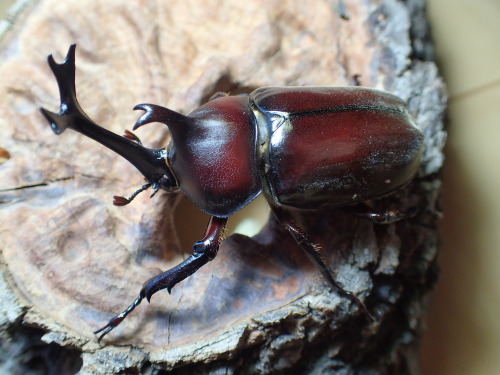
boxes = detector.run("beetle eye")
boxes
[154,174,177,191]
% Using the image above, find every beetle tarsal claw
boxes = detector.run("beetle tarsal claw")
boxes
[94,296,143,343]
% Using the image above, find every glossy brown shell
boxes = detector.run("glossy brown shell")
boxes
[170,95,261,217]
[250,87,424,209]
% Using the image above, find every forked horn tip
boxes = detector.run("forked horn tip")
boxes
[47,53,56,66]
[65,44,76,62]
[40,107,66,134]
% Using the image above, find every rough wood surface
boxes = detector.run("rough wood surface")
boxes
[0,0,446,374]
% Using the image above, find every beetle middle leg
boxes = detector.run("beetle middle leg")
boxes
[270,205,374,321]
[94,216,227,342]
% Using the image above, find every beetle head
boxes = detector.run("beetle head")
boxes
[110,142,178,206]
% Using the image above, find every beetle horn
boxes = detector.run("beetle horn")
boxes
[133,103,195,132]
[40,44,177,195]
[40,44,80,134]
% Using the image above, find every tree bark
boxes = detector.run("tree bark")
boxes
[0,0,446,374]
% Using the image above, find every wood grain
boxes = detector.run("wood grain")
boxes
[0,0,446,374]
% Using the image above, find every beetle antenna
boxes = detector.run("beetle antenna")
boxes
[113,183,151,206]
[123,129,142,145]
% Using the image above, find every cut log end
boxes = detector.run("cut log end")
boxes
[0,0,446,374]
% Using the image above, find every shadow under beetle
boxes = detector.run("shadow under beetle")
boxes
[40,45,424,342]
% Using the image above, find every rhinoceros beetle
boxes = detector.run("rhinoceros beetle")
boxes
[40,45,423,342]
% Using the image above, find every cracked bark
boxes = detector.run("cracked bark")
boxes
[0,0,446,374]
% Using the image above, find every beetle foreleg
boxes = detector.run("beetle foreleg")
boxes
[270,206,374,322]
[94,216,227,342]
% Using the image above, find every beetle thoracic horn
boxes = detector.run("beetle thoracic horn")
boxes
[133,103,195,131]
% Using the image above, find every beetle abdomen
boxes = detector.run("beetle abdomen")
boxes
[251,87,423,209]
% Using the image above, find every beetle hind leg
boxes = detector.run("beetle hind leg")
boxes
[271,206,374,321]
